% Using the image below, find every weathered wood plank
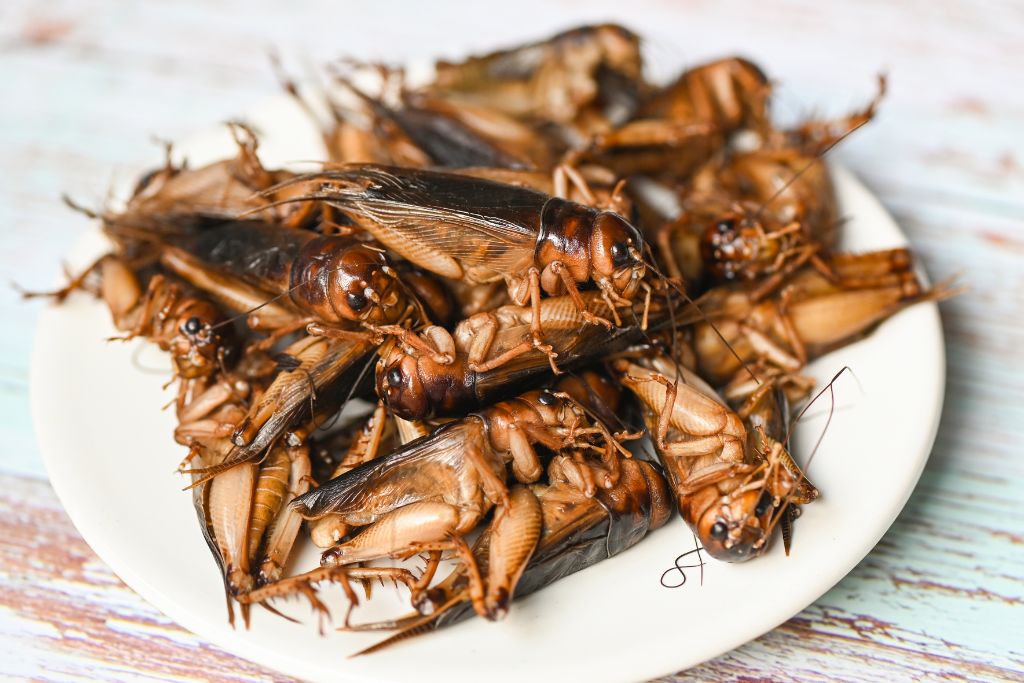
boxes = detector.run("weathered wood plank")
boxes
[0,474,289,682]
[4,463,1021,682]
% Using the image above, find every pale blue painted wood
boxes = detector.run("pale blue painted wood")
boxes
[1,1,1021,680]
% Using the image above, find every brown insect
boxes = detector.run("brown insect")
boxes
[108,123,318,233]
[613,351,814,561]
[174,348,311,624]
[690,249,951,394]
[241,375,668,638]
[290,386,633,574]
[572,57,770,181]
[153,221,414,342]
[321,454,669,649]
[375,289,689,421]
[429,24,646,137]
[268,165,648,355]
[660,77,888,294]
[22,255,235,383]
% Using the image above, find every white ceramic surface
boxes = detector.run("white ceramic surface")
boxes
[30,93,945,683]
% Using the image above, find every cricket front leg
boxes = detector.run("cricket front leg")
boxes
[547,261,614,330]
[512,267,562,373]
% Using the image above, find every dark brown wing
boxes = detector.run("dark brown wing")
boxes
[164,220,314,296]
[291,422,476,519]
[185,339,373,485]
[390,107,532,169]
[286,166,547,278]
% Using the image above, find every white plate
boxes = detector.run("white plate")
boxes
[30,93,945,683]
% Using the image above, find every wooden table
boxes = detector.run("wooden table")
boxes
[2,1,1021,680]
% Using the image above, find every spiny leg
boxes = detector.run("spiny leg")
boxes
[402,536,490,620]
[596,279,625,326]
[676,462,755,495]
[239,565,419,630]
[464,439,510,510]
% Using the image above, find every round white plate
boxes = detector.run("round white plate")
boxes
[30,93,945,683]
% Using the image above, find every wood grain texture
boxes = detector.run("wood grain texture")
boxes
[0,474,286,682]
[1,0,1021,681]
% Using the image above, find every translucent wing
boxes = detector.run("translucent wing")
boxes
[292,422,476,519]
[285,166,547,279]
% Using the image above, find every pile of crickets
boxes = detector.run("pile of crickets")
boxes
[35,25,950,651]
